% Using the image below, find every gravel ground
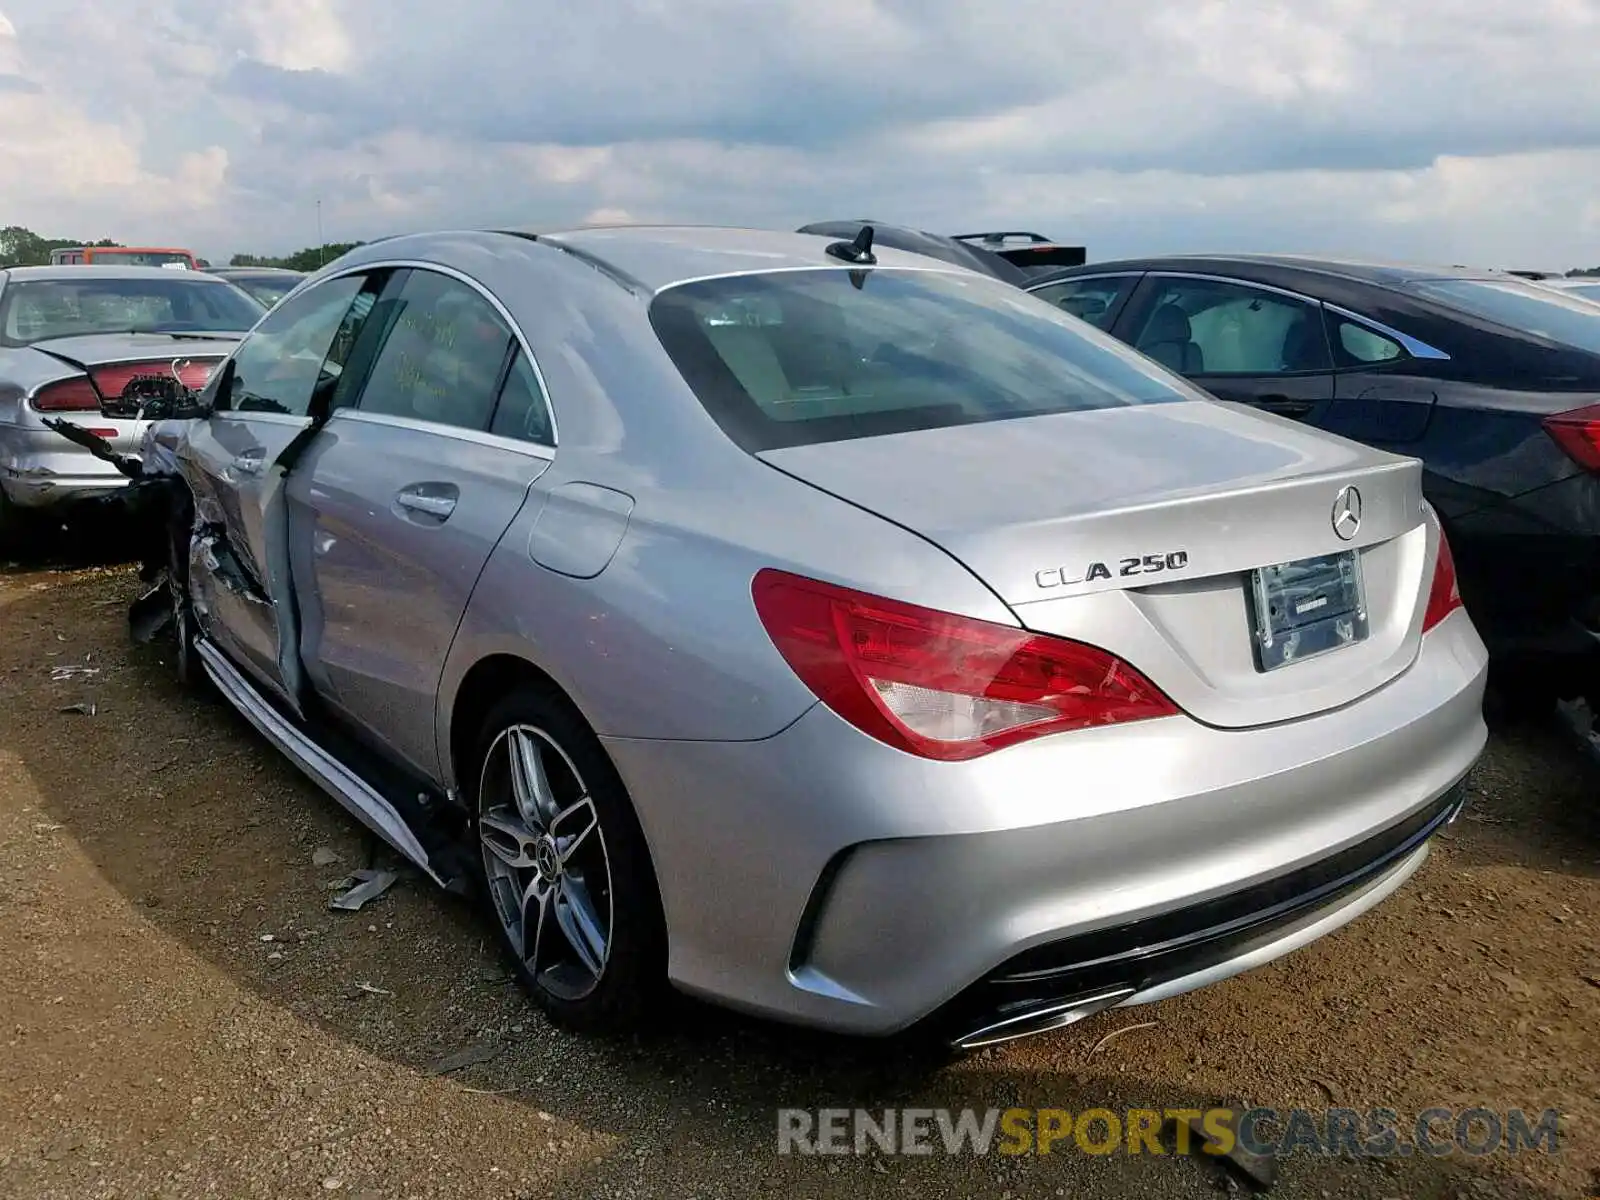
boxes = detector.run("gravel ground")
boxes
[1,557,1597,1200]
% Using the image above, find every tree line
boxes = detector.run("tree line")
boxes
[1,225,122,266]
[227,243,366,271]
[5,221,1600,277]
[0,224,362,270]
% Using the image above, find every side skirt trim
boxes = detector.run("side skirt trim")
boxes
[197,637,445,885]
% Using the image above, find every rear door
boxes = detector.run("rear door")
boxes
[1321,307,1443,446]
[183,271,384,711]
[1116,273,1338,425]
[286,266,556,779]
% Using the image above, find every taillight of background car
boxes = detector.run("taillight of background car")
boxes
[28,360,218,415]
[1542,402,1600,473]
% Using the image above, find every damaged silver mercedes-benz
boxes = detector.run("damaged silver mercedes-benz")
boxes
[39,228,1486,1053]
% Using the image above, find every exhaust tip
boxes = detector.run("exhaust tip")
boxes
[951,986,1135,1050]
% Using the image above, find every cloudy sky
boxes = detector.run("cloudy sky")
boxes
[2,0,1599,267]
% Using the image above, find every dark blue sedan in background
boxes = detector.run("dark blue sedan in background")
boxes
[1025,256,1600,707]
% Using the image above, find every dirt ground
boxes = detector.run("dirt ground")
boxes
[1,555,1597,1200]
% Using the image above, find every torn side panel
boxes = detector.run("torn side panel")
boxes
[181,412,319,714]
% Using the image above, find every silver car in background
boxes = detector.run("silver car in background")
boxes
[0,265,264,547]
[150,226,1487,1048]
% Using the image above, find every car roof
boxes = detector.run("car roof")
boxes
[1037,253,1511,288]
[213,266,305,275]
[0,264,228,282]
[508,224,978,293]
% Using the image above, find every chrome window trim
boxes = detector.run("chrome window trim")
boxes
[1137,271,1453,364]
[1323,302,1451,361]
[1141,270,1326,308]
[267,258,561,447]
[1024,271,1142,293]
[219,410,313,428]
[330,408,557,461]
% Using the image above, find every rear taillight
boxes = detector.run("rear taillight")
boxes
[29,377,100,412]
[91,359,217,397]
[751,569,1179,761]
[28,360,217,415]
[1422,525,1463,633]
[1543,402,1600,472]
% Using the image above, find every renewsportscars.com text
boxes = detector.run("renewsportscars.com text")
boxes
[776,1106,1561,1159]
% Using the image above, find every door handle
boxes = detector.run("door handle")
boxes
[395,485,458,520]
[1255,396,1314,417]
[226,449,265,479]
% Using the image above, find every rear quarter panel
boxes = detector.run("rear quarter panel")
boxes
[424,234,1019,785]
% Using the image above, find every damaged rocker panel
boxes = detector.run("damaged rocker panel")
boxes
[196,638,445,884]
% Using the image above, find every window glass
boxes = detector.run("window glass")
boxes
[1029,276,1137,329]
[1334,319,1404,364]
[1407,277,1600,354]
[357,270,512,430]
[1132,278,1331,376]
[489,350,554,445]
[221,274,368,416]
[232,275,300,306]
[0,277,264,346]
[650,268,1198,452]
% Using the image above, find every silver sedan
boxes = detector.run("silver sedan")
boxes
[137,226,1486,1048]
[0,265,263,548]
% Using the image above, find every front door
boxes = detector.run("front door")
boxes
[287,267,557,778]
[182,272,383,709]
[1118,274,1337,425]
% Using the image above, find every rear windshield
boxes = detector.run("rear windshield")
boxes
[1408,277,1600,355]
[0,277,265,346]
[229,275,301,306]
[650,267,1200,451]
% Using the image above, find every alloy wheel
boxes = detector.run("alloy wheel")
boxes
[477,724,613,1002]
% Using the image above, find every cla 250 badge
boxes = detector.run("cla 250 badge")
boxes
[1034,549,1189,590]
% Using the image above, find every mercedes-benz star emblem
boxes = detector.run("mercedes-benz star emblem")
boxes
[1331,485,1363,541]
[533,835,562,881]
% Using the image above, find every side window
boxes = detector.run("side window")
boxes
[1132,278,1331,376]
[1029,276,1136,329]
[1329,315,1405,367]
[355,270,513,431]
[489,350,554,446]
[221,274,370,416]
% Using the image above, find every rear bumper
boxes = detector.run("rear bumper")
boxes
[602,609,1489,1037]
[1449,478,1600,672]
[1,421,135,508]
[944,786,1455,1047]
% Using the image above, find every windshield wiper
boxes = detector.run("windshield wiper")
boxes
[124,329,247,340]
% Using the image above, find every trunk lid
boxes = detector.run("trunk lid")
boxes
[758,400,1433,729]
[29,333,237,414]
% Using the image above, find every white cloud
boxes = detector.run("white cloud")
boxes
[236,0,350,73]
[0,0,1597,269]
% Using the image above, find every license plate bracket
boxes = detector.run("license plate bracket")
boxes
[1247,550,1369,672]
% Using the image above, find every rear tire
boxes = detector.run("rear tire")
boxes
[467,684,667,1034]
[0,487,38,560]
